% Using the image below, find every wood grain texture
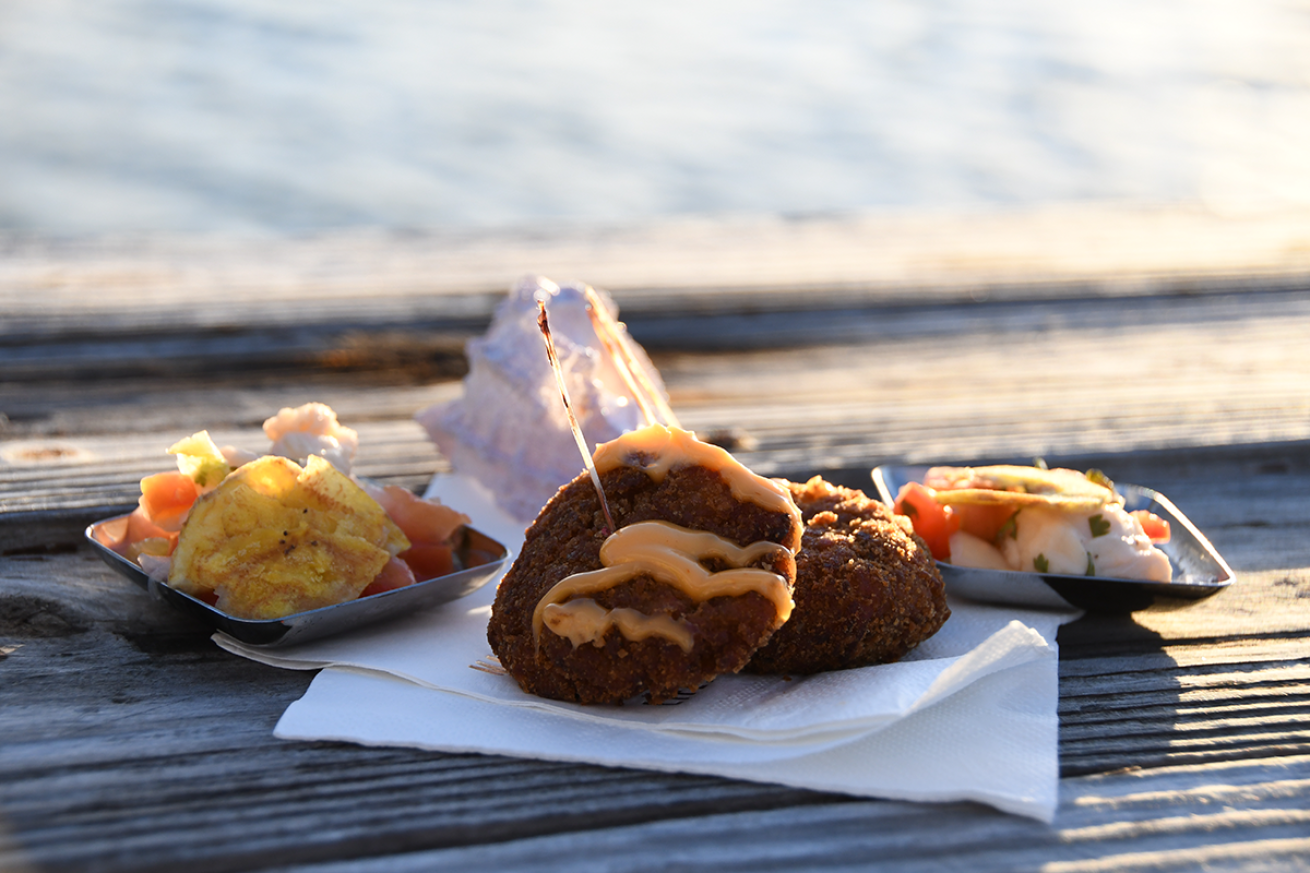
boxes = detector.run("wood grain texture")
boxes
[6,284,1309,548]
[2,596,1307,873]
[1,609,1307,873]
[4,214,1310,871]
[260,757,1310,873]
[6,206,1310,321]
[2,446,1308,872]
[4,206,1310,382]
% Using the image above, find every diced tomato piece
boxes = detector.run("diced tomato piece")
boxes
[94,515,131,550]
[1131,510,1171,543]
[367,483,470,546]
[138,471,199,532]
[360,556,418,598]
[111,506,179,558]
[893,482,959,561]
[399,544,457,582]
[953,503,1017,543]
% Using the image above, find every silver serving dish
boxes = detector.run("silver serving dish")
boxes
[86,516,508,646]
[871,465,1235,612]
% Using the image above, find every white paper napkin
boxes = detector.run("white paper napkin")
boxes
[217,474,1081,821]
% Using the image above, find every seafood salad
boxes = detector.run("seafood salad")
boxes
[97,403,476,620]
[893,465,1173,583]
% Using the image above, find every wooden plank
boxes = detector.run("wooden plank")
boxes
[5,282,1310,550]
[5,213,1310,871]
[5,208,1310,332]
[3,596,1308,873]
[3,207,1310,389]
[248,757,1310,873]
[2,629,1308,873]
[3,438,1310,872]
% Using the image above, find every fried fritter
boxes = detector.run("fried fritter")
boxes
[744,476,949,675]
[488,439,802,705]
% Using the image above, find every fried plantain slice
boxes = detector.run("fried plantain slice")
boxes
[169,455,409,619]
[923,465,1117,512]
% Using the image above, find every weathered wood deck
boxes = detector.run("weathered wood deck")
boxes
[3,205,1310,871]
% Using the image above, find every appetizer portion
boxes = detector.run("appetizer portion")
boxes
[99,403,473,620]
[478,285,953,703]
[168,455,409,619]
[487,424,803,705]
[893,465,1173,583]
[745,477,948,675]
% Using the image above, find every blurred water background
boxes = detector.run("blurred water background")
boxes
[2,0,1309,234]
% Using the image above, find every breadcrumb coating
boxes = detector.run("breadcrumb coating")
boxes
[488,464,800,704]
[744,476,949,675]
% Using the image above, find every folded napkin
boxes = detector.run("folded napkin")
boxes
[218,474,1081,821]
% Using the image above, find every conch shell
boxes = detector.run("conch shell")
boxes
[417,275,676,522]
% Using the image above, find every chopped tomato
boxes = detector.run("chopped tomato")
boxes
[1131,510,1171,543]
[360,556,418,598]
[138,471,199,532]
[893,482,959,561]
[398,543,457,582]
[110,506,179,558]
[366,483,470,546]
[953,503,1017,543]
[94,515,131,550]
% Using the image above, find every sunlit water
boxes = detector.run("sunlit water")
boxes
[2,0,1309,232]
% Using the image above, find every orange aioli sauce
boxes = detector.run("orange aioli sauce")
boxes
[532,520,795,648]
[542,598,696,652]
[534,425,802,651]
[592,424,802,551]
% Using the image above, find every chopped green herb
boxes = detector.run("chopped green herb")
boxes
[1034,554,1050,573]
[1089,514,1111,538]
[995,511,1020,543]
[1085,554,1096,576]
[1033,457,1049,471]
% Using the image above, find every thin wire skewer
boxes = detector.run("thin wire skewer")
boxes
[537,297,617,535]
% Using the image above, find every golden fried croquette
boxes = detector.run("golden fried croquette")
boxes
[744,476,948,675]
[488,428,802,705]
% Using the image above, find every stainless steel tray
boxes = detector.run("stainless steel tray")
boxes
[86,516,508,646]
[871,465,1234,612]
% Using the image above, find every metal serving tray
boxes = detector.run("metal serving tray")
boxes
[87,516,508,647]
[871,465,1235,612]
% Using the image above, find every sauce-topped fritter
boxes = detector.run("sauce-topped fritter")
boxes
[487,425,802,704]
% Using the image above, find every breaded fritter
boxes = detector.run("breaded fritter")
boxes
[488,463,800,704]
[744,476,949,675]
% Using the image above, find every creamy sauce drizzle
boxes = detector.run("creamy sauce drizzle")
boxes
[533,519,795,647]
[533,425,802,651]
[542,598,696,652]
[592,424,802,551]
